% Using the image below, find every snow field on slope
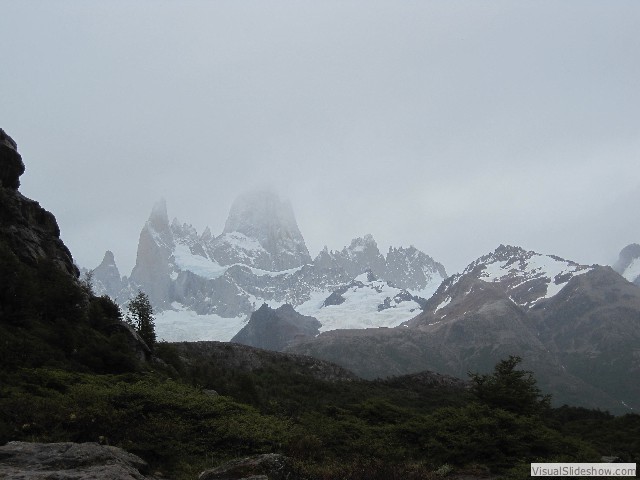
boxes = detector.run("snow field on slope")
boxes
[296,281,423,332]
[154,304,248,342]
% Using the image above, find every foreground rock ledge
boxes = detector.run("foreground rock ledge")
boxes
[0,441,155,480]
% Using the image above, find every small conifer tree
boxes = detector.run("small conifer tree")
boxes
[126,290,156,351]
[469,355,551,416]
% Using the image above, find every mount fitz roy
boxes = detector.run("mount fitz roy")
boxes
[91,190,447,340]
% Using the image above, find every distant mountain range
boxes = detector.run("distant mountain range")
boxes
[90,190,447,340]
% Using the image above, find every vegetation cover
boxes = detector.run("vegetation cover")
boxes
[0,239,638,479]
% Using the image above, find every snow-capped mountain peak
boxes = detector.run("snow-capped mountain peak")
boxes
[455,244,593,308]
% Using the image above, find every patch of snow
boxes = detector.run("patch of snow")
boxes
[434,296,451,313]
[408,275,441,299]
[247,264,306,277]
[173,244,229,279]
[354,272,371,283]
[155,304,247,342]
[218,231,266,254]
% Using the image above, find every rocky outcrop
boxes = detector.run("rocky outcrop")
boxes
[199,453,293,480]
[0,441,156,480]
[0,129,78,278]
[231,303,321,351]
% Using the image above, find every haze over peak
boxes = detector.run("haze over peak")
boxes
[216,189,311,271]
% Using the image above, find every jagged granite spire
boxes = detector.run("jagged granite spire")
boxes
[129,199,174,307]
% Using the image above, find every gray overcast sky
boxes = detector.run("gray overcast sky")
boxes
[2,1,639,276]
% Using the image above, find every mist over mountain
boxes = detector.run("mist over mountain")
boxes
[220,188,312,270]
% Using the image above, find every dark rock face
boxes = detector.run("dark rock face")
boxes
[199,453,293,480]
[0,441,155,480]
[0,128,25,190]
[0,129,78,278]
[231,303,321,352]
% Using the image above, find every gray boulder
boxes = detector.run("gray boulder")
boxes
[0,441,155,480]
